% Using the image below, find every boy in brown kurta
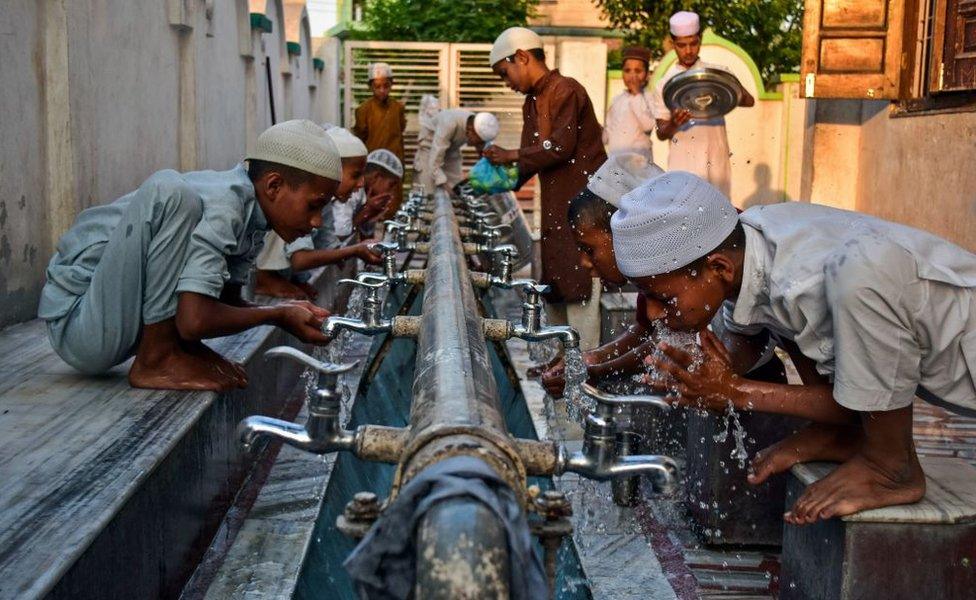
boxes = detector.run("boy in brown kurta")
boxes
[485,27,607,350]
[353,62,406,217]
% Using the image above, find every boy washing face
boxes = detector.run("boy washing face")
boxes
[38,120,341,391]
[540,153,663,397]
[611,171,976,523]
[254,126,384,300]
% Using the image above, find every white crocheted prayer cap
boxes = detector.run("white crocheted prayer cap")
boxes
[587,153,665,208]
[367,149,403,179]
[489,27,543,67]
[368,62,393,80]
[473,112,501,143]
[324,126,368,158]
[611,171,738,278]
[247,119,341,181]
[670,11,701,37]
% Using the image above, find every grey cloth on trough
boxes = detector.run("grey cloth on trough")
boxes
[343,455,548,599]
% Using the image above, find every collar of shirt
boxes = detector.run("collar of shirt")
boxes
[529,69,560,96]
[730,222,771,328]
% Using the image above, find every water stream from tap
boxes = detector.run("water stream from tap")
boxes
[527,306,559,363]
[563,347,592,424]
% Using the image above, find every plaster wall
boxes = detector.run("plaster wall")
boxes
[855,104,976,250]
[0,3,48,325]
[0,0,324,328]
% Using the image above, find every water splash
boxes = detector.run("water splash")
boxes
[713,400,749,468]
[527,307,559,363]
[563,347,593,423]
[643,322,703,392]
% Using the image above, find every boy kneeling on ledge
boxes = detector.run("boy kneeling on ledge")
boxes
[611,171,976,523]
[39,120,340,392]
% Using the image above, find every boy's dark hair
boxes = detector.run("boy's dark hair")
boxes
[246,159,318,188]
[684,221,745,273]
[466,114,476,127]
[508,48,546,63]
[568,188,616,233]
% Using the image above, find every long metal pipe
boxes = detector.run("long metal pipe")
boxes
[401,189,518,598]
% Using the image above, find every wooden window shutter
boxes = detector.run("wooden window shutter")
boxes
[801,0,914,99]
[933,0,976,91]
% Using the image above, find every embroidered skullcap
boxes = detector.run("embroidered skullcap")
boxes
[587,153,665,208]
[489,27,543,67]
[611,171,738,277]
[247,119,341,181]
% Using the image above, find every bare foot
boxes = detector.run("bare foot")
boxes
[128,319,237,391]
[130,345,235,391]
[748,423,863,485]
[785,406,926,525]
[182,340,248,388]
[255,270,309,299]
[785,452,925,525]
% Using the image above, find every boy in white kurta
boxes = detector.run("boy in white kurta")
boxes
[603,46,657,160]
[611,171,976,524]
[652,11,754,197]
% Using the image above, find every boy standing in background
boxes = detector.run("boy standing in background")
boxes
[484,27,607,350]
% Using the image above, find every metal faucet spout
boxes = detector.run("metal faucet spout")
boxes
[238,415,354,454]
[510,324,580,349]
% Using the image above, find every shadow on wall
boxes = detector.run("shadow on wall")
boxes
[740,163,791,209]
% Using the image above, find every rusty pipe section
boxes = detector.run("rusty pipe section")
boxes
[395,189,521,598]
[393,189,526,493]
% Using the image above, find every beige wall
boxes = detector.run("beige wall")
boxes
[0,0,325,328]
[855,105,976,251]
[530,0,608,29]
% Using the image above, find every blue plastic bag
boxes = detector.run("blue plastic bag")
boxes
[469,156,519,194]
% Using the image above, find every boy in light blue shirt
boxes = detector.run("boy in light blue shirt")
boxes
[38,120,342,391]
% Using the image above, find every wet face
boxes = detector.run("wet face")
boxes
[260,172,338,242]
[573,222,627,287]
[629,253,736,331]
[335,156,367,202]
[622,58,650,95]
[492,51,532,94]
[672,34,702,68]
[370,77,392,102]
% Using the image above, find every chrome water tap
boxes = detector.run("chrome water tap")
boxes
[507,282,580,349]
[556,383,678,495]
[322,276,392,337]
[238,347,358,454]
[369,241,402,282]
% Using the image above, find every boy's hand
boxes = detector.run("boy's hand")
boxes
[364,191,394,216]
[671,108,693,127]
[278,301,331,344]
[541,363,567,398]
[353,242,383,265]
[483,146,518,165]
[645,329,744,411]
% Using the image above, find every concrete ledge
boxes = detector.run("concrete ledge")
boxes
[780,457,976,600]
[0,270,333,599]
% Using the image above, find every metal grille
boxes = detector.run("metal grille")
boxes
[342,40,545,225]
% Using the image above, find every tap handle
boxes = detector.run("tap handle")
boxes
[518,281,550,299]
[264,346,358,375]
[483,243,518,257]
[484,223,512,235]
[339,277,387,290]
[368,241,399,257]
[383,220,408,230]
[581,382,671,411]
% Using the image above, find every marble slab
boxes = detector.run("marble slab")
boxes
[791,456,976,524]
